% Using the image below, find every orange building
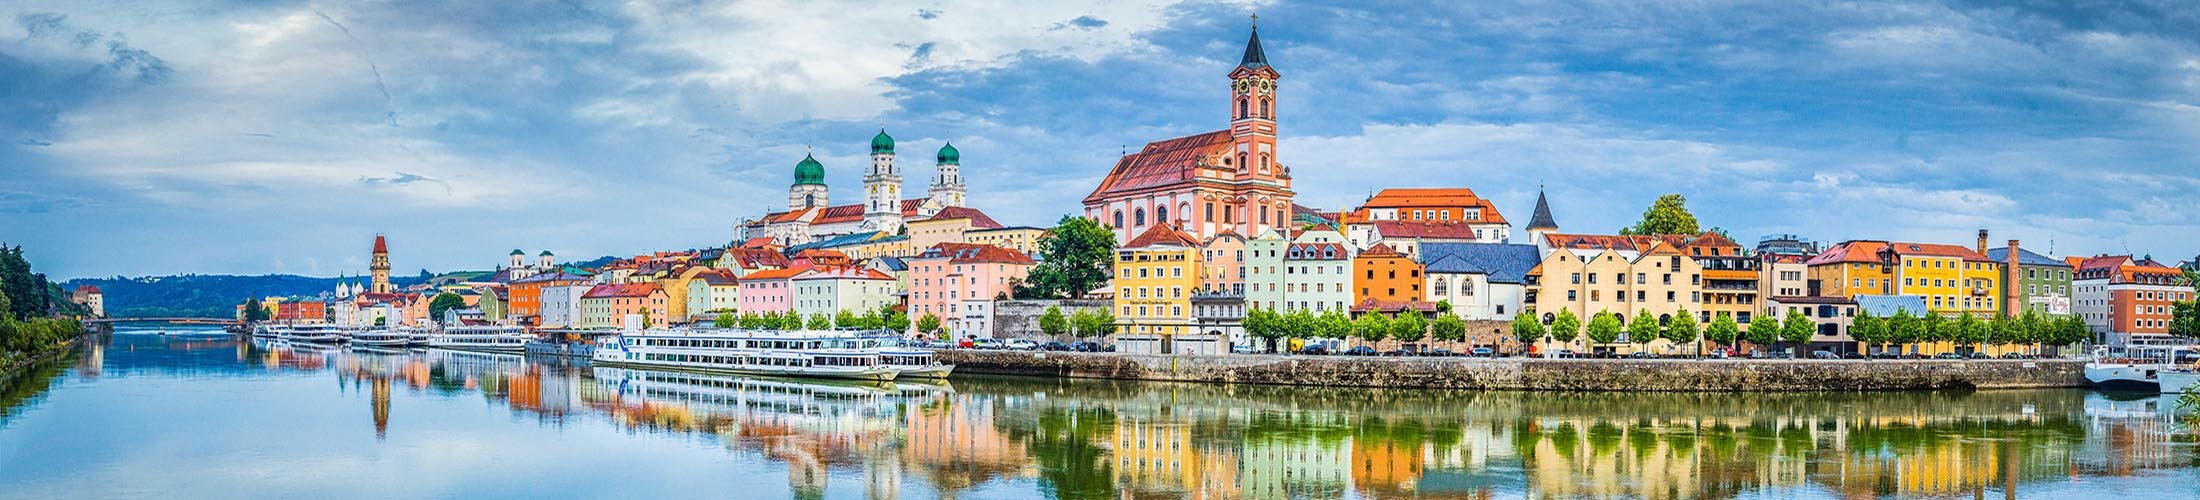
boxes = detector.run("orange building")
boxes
[2073,255,2190,346]
[1341,187,1514,247]
[1353,243,1423,307]
[275,300,326,323]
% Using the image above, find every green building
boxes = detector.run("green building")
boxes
[1985,246,2072,317]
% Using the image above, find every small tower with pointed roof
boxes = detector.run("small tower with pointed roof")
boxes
[864,129,905,232]
[1229,17,1282,183]
[1526,187,1559,249]
[789,151,829,211]
[369,235,391,294]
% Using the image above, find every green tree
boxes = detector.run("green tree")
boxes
[242,297,272,322]
[1953,313,1988,352]
[1511,308,1546,349]
[1316,310,1353,340]
[1586,310,1623,346]
[1353,312,1390,346]
[1015,216,1118,299]
[1285,309,1318,340]
[1626,309,1659,348]
[2170,300,2200,341]
[1431,314,1466,343]
[1435,300,1453,315]
[916,313,942,334]
[1039,305,1069,337]
[780,311,806,330]
[737,312,763,329]
[1851,310,1885,354]
[1780,309,1814,352]
[886,309,911,332]
[1550,309,1582,345]
[834,310,858,329]
[1618,194,1701,236]
[1920,313,1947,344]
[427,292,464,323]
[857,309,883,330]
[1244,308,1282,352]
[2015,309,2046,354]
[0,246,50,320]
[2055,315,2091,353]
[1704,314,1740,352]
[1087,308,1117,336]
[1663,308,1698,356]
[1744,313,1780,349]
[713,312,735,329]
[1390,311,1427,344]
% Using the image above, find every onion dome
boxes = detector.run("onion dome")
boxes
[870,129,895,154]
[511,249,524,256]
[539,250,553,257]
[936,141,959,165]
[794,154,826,185]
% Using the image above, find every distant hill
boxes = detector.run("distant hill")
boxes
[65,272,458,318]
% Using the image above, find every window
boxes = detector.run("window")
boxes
[1238,99,1248,119]
[1205,203,1215,222]
[1114,211,1124,228]
[1157,206,1169,224]
[1135,208,1146,227]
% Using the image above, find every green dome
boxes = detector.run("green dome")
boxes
[794,154,825,185]
[870,129,895,154]
[936,142,959,165]
[511,249,524,255]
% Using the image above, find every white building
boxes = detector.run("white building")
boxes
[1418,243,1540,321]
[539,284,589,329]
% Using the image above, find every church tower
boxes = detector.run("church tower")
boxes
[927,141,966,208]
[1526,187,1560,250]
[1229,21,1281,183]
[863,129,905,232]
[788,152,828,212]
[369,235,391,294]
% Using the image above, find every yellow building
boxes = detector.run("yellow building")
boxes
[1526,234,1705,355]
[1805,239,2001,317]
[1114,225,1205,336]
[965,226,1048,255]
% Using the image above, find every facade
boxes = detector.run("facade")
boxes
[686,269,739,322]
[477,287,507,324]
[1243,227,1352,313]
[274,300,326,323]
[1984,241,2073,317]
[1113,225,1205,337]
[579,283,668,329]
[1084,27,1294,243]
[952,299,994,340]
[1191,291,1247,349]
[789,267,899,319]
[538,284,587,328]
[507,271,590,325]
[1352,243,1423,307]
[1200,232,1247,294]
[963,226,1046,255]
[1418,242,1540,321]
[908,243,1036,333]
[70,285,104,318]
[1754,234,1819,258]
[1760,255,1811,298]
[2072,255,2190,347]
[1362,221,1483,259]
[1806,239,2002,317]
[1763,295,1858,354]
[1525,234,1705,354]
[907,206,1005,252]
[742,136,974,246]
[1341,188,1513,248]
[1673,232,1761,327]
[735,267,807,315]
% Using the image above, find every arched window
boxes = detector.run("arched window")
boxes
[1135,208,1146,227]
[1261,154,1270,173]
[804,194,815,207]
[1261,98,1270,118]
[1114,211,1124,228]
[1156,206,1168,226]
[1238,153,1248,173]
[1238,99,1248,119]
[1179,203,1191,224]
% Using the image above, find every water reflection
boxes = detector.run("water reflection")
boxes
[2,327,2196,499]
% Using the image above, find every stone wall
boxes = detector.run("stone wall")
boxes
[934,350,2089,391]
[988,299,1110,340]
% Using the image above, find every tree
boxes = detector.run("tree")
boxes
[1511,308,1546,349]
[1316,310,1353,340]
[857,309,884,330]
[714,312,735,329]
[916,313,942,335]
[241,297,271,322]
[1626,310,1659,349]
[1890,309,1925,350]
[1550,309,1582,345]
[886,309,911,333]
[1285,309,1318,340]
[1780,309,1814,352]
[1618,194,1701,236]
[1744,313,1779,350]
[1353,312,1390,346]
[1586,310,1623,347]
[1015,216,1117,299]
[780,311,805,330]
[834,310,859,330]
[1390,311,1428,344]
[427,292,464,324]
[1088,308,1117,336]
[1039,306,1070,337]
[1432,314,1467,343]
[1954,313,1987,352]
[2171,300,2200,341]
[1245,308,1282,352]
[1920,313,1947,345]
[0,246,50,320]
[1663,308,1698,356]
[2015,309,2047,354]
[2055,315,2090,353]
[1851,310,1885,354]
[1704,314,1740,352]
[738,312,763,329]
[1435,300,1453,315]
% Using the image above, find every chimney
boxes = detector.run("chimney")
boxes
[2005,239,2020,318]
[1976,229,1988,255]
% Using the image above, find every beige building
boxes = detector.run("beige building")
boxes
[1761,254,1811,298]
[907,207,1006,253]
[1526,234,1705,355]
[965,226,1047,255]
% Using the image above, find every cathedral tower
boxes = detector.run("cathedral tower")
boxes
[863,129,905,232]
[927,141,965,208]
[369,235,391,294]
[788,152,828,211]
[1229,22,1281,184]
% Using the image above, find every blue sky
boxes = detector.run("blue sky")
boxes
[5,0,2199,279]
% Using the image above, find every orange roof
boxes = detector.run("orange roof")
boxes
[739,236,776,249]
[1124,224,1202,249]
[740,266,814,281]
[1372,220,1482,241]
[1343,188,1510,225]
[1806,240,1992,265]
[924,206,1004,229]
[372,235,388,254]
[918,243,1036,265]
[1084,130,1234,203]
[582,282,662,299]
[1359,242,1405,258]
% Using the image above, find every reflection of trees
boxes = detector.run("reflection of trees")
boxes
[0,348,74,423]
[999,404,1117,500]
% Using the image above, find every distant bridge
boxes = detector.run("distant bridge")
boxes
[84,317,242,326]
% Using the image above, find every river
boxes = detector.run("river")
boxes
[0,324,2194,499]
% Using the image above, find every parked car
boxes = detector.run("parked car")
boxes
[1871,351,1903,359]
[1999,352,2029,359]
[1381,349,1409,357]
[1298,345,1330,356]
[1933,352,1964,360]
[1004,338,1040,351]
[1068,341,1098,352]
[1842,352,1867,359]
[1970,352,1993,359]
[1423,348,1455,357]
[1626,352,1655,359]
[1812,350,1838,359]
[1707,350,1730,359]
[1470,347,1495,357]
[1042,341,1072,351]
[1344,346,1377,356]
[1554,349,1578,359]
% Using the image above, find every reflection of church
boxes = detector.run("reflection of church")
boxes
[740,130,970,246]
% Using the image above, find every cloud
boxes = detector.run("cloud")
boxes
[1051,15,1109,31]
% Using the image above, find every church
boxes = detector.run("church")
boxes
[741,130,969,246]
[1083,24,1296,243]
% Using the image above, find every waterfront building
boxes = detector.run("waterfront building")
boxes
[740,136,974,246]
[712,247,791,277]
[735,267,807,315]
[685,269,739,322]
[1113,225,1205,338]
[953,299,994,340]
[1244,226,1352,313]
[1362,221,1483,259]
[963,226,1047,255]
[1760,254,1811,298]
[1755,233,1819,258]
[789,267,898,319]
[1352,243,1423,307]
[579,282,668,329]
[508,271,591,326]
[1983,240,2073,317]
[908,243,1035,334]
[1084,26,1294,243]
[477,287,507,324]
[1674,231,1760,326]
[651,266,714,325]
[2071,254,2190,347]
[1763,295,1858,354]
[274,300,325,323]
[1201,232,1247,294]
[907,206,1005,253]
[1341,188,1513,249]
[1192,291,1248,349]
[1524,234,1705,355]
[1806,238,2002,317]
[538,283,588,328]
[70,285,103,318]
[1417,242,1540,321]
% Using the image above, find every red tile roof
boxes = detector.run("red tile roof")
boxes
[1805,240,1992,265]
[696,269,739,286]
[583,282,663,299]
[1343,188,1511,225]
[74,285,101,294]
[373,235,388,254]
[740,266,814,281]
[919,243,1037,265]
[1084,130,1234,203]
[1285,242,1348,261]
[1124,224,1203,249]
[1360,242,1405,258]
[739,237,776,249]
[1372,220,1482,241]
[925,206,1004,229]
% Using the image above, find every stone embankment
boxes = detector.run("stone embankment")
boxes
[935,350,2089,391]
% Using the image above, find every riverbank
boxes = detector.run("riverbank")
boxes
[0,337,81,386]
[935,350,2089,391]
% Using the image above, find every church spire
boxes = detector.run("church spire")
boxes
[1527,187,1558,231]
[1238,17,1268,70]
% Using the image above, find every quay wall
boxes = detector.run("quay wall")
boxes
[934,350,2089,391]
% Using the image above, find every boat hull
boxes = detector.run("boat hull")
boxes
[894,364,956,379]
[430,344,527,354]
[2085,363,2161,391]
[596,358,899,382]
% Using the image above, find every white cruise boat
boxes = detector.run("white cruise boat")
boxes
[281,325,349,344]
[593,329,899,382]
[2085,345,2198,392]
[842,334,955,379]
[428,325,530,353]
[350,328,417,348]
[251,324,288,338]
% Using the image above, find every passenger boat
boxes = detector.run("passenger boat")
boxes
[2084,345,2198,391]
[407,330,432,347]
[592,329,900,382]
[350,328,417,348]
[427,325,530,353]
[252,324,288,338]
[844,335,955,379]
[281,325,349,344]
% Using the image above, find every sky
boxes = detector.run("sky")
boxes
[5,0,2200,280]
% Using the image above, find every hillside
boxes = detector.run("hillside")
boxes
[65,272,454,318]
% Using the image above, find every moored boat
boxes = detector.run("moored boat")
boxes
[427,325,530,353]
[350,328,416,348]
[2084,345,2198,392]
[593,329,899,382]
[281,325,349,344]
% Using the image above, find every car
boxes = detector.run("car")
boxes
[1999,352,2029,359]
[1969,352,1993,359]
[1067,341,1097,352]
[1042,341,1072,351]
[1470,347,1495,357]
[1626,352,1655,359]
[1381,349,1409,357]
[1298,345,1330,356]
[1933,352,1964,360]
[1231,345,1259,354]
[1004,339,1041,351]
[1871,351,1902,359]
[1842,352,1867,360]
[1707,350,1730,359]
[1344,346,1377,356]
[1812,350,1838,360]
[1554,349,1578,359]
[1423,348,1455,357]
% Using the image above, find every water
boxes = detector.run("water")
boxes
[1,325,2195,500]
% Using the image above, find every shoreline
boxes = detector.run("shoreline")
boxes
[935,350,2091,392]
[0,337,82,385]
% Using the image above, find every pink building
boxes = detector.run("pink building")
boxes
[909,243,1036,332]
[1202,231,1247,294]
[736,266,809,314]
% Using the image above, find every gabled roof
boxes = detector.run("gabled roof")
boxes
[740,266,814,281]
[695,270,739,286]
[1984,247,2072,268]
[1806,240,1992,265]
[918,242,1037,265]
[1372,220,1483,241]
[1124,224,1203,250]
[922,206,1004,229]
[74,284,101,294]
[1285,242,1347,261]
[1526,190,1557,230]
[1418,243,1541,284]
[870,256,909,272]
[1084,130,1234,203]
[1344,188,1510,225]
[582,282,663,299]
[1359,242,1405,258]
